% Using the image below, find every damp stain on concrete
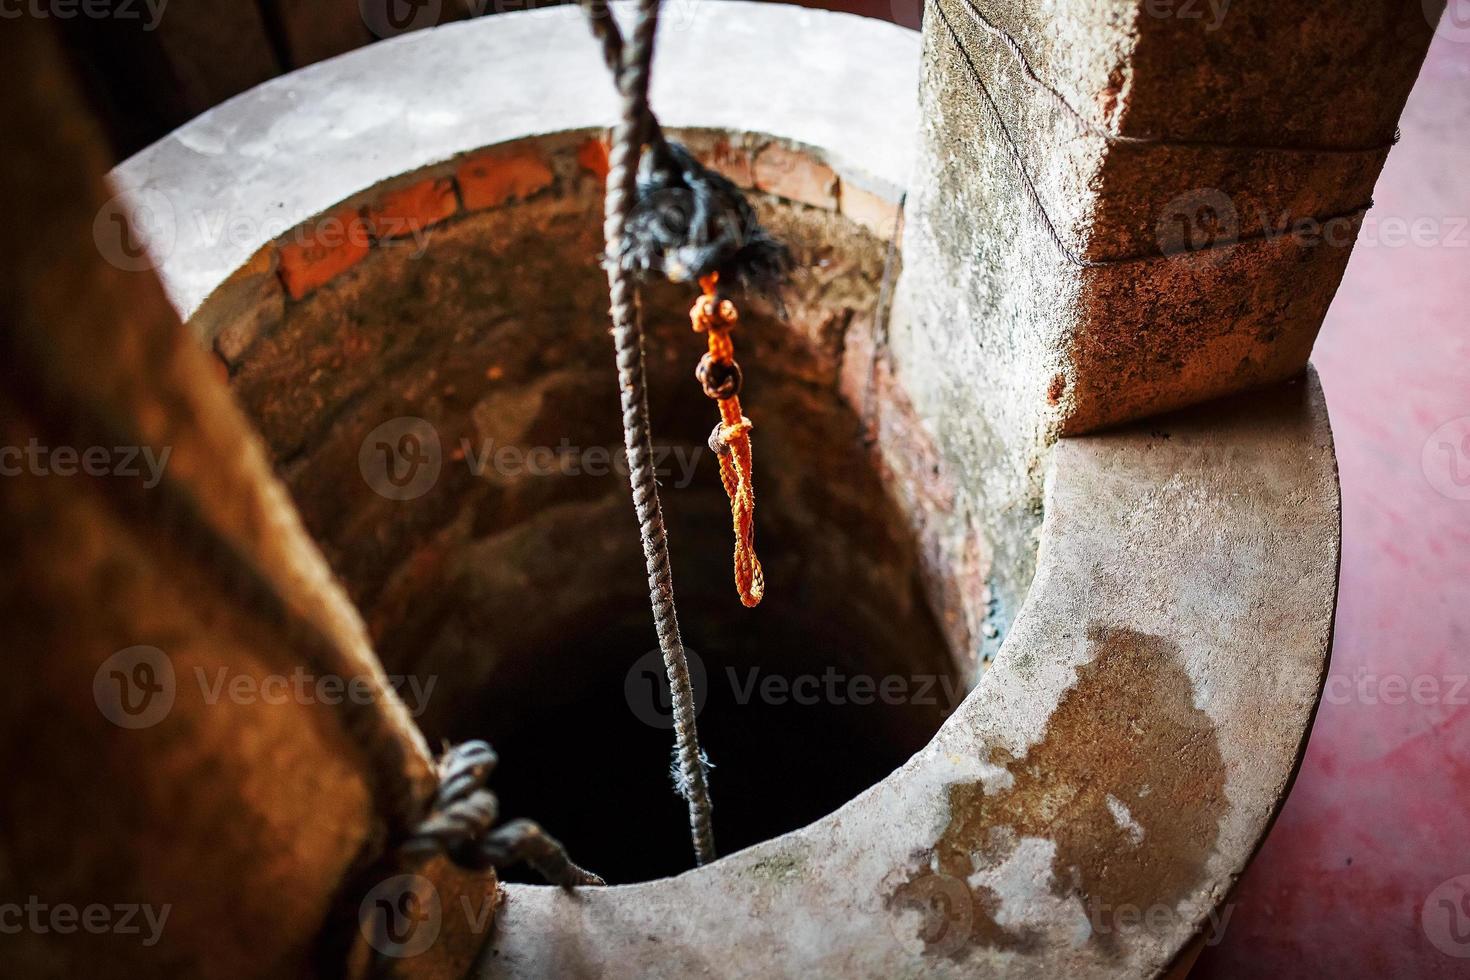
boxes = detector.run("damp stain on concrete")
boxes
[892,625,1227,958]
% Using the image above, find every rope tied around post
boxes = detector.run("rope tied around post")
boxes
[399,741,604,888]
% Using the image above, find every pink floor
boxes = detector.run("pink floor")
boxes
[1191,32,1470,980]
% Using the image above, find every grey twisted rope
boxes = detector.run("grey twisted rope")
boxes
[580,0,716,866]
[401,741,603,887]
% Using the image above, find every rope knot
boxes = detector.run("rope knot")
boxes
[400,740,604,888]
[691,290,739,334]
[622,141,790,308]
[401,742,501,867]
[707,416,753,456]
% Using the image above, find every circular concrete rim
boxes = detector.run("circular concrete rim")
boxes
[110,1,917,322]
[110,5,1338,978]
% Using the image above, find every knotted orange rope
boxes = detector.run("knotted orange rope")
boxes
[692,274,763,607]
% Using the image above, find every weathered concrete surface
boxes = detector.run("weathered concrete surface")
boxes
[894,0,1436,630]
[481,374,1338,979]
[104,2,1350,975]
[1,20,436,978]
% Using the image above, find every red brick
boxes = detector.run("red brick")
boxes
[276,207,373,299]
[236,243,276,279]
[577,137,611,180]
[702,139,754,188]
[753,143,838,210]
[210,245,282,364]
[364,177,458,239]
[841,182,904,239]
[456,148,554,211]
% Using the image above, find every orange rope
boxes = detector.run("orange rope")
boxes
[692,275,763,607]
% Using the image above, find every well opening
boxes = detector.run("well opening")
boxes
[201,132,969,883]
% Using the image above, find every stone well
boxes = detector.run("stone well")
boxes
[10,0,1441,977]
